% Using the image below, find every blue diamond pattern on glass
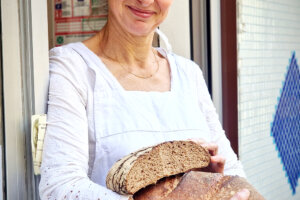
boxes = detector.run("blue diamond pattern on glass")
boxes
[271,52,300,195]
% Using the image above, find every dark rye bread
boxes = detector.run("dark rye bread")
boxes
[134,171,265,200]
[106,141,211,195]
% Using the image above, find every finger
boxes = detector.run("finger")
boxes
[201,155,226,173]
[210,155,226,173]
[230,189,250,200]
[211,155,226,165]
[201,143,218,156]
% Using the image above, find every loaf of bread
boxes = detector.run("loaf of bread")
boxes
[106,141,211,195]
[134,171,265,200]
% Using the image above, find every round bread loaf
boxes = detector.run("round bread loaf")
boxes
[106,141,211,195]
[134,171,265,200]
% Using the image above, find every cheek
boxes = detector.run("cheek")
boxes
[157,0,172,20]
[158,0,173,13]
[108,0,125,15]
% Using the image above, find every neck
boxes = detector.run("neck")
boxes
[98,19,155,68]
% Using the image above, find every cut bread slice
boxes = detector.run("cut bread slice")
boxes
[106,140,210,195]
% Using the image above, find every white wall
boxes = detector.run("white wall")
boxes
[159,1,191,59]
[237,0,300,199]
[32,0,49,114]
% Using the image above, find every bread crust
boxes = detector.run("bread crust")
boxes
[106,146,153,193]
[134,171,265,200]
[106,141,211,194]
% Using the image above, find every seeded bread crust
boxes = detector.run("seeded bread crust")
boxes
[106,141,211,195]
[134,171,265,200]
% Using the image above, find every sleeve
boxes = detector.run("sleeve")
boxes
[194,64,246,178]
[39,47,129,200]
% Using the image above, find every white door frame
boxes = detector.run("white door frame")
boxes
[210,0,223,124]
[1,0,49,199]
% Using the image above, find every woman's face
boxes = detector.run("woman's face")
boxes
[108,0,173,36]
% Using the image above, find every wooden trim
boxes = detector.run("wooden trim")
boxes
[220,0,239,156]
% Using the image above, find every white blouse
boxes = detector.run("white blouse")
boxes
[39,42,245,200]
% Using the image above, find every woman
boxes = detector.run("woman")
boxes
[40,0,249,199]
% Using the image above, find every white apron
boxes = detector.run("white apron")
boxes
[72,44,211,187]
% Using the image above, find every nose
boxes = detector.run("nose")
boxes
[137,0,154,7]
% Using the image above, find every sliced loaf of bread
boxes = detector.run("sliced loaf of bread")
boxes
[106,140,210,195]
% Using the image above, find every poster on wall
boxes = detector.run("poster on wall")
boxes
[50,0,108,48]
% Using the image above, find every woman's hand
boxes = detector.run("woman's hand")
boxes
[190,139,250,200]
[188,138,225,173]
[230,189,250,200]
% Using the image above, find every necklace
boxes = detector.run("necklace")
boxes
[103,48,160,79]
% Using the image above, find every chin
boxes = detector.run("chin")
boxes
[126,22,157,37]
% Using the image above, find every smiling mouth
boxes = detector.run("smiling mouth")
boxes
[127,6,156,19]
